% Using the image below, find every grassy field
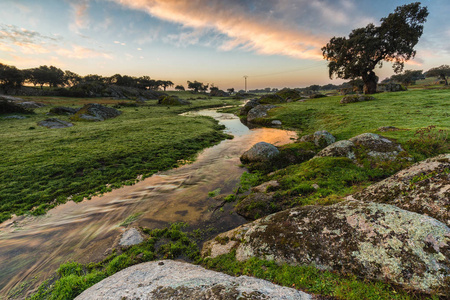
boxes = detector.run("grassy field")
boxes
[0,96,240,222]
[266,88,449,143]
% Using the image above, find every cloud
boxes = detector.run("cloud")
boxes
[70,0,91,32]
[0,24,60,44]
[56,45,113,59]
[112,0,328,60]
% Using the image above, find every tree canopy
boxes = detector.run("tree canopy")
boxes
[322,2,428,94]
[390,69,423,86]
[425,65,450,85]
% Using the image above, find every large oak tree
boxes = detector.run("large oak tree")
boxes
[322,2,428,94]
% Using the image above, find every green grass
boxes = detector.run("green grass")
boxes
[0,96,240,222]
[267,89,449,143]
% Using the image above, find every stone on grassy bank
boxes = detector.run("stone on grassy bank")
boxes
[203,200,450,295]
[75,260,312,300]
[239,99,260,116]
[340,95,375,104]
[38,118,74,129]
[300,130,336,148]
[70,103,121,121]
[247,104,277,123]
[48,106,78,116]
[352,154,450,225]
[240,142,280,163]
[315,133,407,162]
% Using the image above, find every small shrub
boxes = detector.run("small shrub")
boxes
[405,125,449,159]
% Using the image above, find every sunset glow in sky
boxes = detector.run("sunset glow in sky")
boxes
[0,0,448,90]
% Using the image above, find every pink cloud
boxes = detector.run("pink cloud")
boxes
[113,0,325,60]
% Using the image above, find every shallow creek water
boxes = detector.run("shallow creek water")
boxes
[0,108,296,298]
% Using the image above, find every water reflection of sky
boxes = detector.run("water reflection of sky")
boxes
[182,109,250,136]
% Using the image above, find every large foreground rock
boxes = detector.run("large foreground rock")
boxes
[247,104,276,122]
[75,260,311,300]
[202,201,450,294]
[352,154,450,225]
[70,103,121,121]
[240,142,280,163]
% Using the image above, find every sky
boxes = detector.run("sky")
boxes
[0,0,448,90]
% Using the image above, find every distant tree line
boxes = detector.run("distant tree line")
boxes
[0,63,174,94]
[380,65,450,86]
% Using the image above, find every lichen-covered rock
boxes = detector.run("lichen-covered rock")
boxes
[203,200,450,294]
[300,131,336,148]
[48,106,78,115]
[247,104,277,122]
[239,99,260,116]
[240,142,280,163]
[70,103,121,121]
[75,260,311,300]
[315,140,356,159]
[340,95,375,104]
[352,154,450,225]
[119,228,144,246]
[316,133,407,162]
[38,118,74,129]
[349,133,404,160]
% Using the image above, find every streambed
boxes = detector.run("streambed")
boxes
[0,108,296,298]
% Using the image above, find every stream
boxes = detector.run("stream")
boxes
[0,108,297,298]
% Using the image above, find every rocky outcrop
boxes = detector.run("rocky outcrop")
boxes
[0,95,42,114]
[119,228,144,246]
[239,99,260,116]
[349,133,404,160]
[38,118,74,129]
[70,103,122,121]
[352,154,450,225]
[48,106,78,116]
[247,104,277,122]
[315,133,407,162]
[75,260,312,300]
[203,200,450,294]
[240,142,280,163]
[300,131,336,148]
[340,95,375,104]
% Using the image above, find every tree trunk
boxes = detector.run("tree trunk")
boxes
[440,74,448,85]
[362,71,377,94]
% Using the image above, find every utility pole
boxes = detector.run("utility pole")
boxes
[243,75,248,92]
